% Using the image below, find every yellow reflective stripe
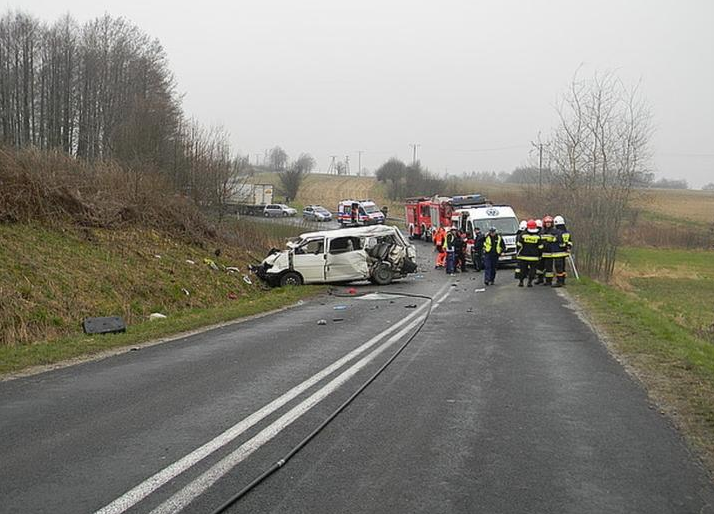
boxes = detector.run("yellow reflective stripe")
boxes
[550,252,569,258]
[517,256,540,261]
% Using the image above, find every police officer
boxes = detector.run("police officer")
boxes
[471,226,485,271]
[551,215,572,287]
[516,219,543,287]
[483,227,505,286]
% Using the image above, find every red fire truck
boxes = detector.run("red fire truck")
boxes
[405,194,489,240]
[404,197,433,240]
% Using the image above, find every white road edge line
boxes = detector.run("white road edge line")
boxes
[95,284,449,514]
[150,310,435,514]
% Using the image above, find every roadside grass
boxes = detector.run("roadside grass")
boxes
[0,220,311,351]
[568,246,714,473]
[0,285,322,376]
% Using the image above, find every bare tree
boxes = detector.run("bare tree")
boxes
[278,152,314,202]
[268,146,288,172]
[544,70,653,280]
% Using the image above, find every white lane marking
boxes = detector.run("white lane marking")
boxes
[96,284,449,514]
[150,311,435,514]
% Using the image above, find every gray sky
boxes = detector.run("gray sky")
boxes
[9,0,714,187]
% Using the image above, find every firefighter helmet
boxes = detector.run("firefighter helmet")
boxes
[526,219,537,230]
[536,219,543,228]
[519,220,527,231]
[554,215,565,225]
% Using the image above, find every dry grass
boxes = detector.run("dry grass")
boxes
[635,188,714,225]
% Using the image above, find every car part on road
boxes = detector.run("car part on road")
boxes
[208,291,436,514]
[82,316,126,335]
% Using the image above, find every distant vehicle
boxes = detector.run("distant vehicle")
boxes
[302,205,333,222]
[251,225,417,287]
[227,182,274,215]
[451,204,519,265]
[264,204,297,217]
[337,200,385,226]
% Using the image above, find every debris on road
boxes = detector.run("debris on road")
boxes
[474,288,486,293]
[317,319,327,325]
[333,318,344,322]
[149,313,167,321]
[227,292,238,300]
[333,305,348,310]
[226,266,240,273]
[185,259,195,265]
[405,304,417,309]
[242,275,253,285]
[181,288,190,296]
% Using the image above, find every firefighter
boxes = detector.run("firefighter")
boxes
[514,220,528,281]
[471,226,485,272]
[444,226,458,275]
[539,215,557,285]
[516,219,543,287]
[551,215,572,287]
[433,226,446,268]
[483,227,505,286]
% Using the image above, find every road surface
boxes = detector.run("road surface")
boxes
[1,239,713,513]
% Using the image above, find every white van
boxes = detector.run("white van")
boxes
[452,205,520,264]
[251,225,417,287]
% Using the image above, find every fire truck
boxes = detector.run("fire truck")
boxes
[405,194,488,240]
[404,197,434,240]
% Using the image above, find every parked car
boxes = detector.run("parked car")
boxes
[302,205,333,222]
[263,204,297,217]
[251,225,417,287]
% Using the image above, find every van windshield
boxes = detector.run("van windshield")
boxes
[472,217,519,234]
[363,204,380,214]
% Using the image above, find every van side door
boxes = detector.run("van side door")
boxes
[292,237,326,283]
[325,236,369,282]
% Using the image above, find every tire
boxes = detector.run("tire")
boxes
[264,211,270,217]
[283,212,289,217]
[279,271,303,287]
[370,262,393,286]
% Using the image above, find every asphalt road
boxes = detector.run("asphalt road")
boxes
[1,239,713,514]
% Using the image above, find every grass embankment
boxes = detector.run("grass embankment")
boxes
[0,221,322,376]
[569,247,714,472]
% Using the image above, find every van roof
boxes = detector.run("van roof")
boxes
[456,205,517,218]
[297,225,401,240]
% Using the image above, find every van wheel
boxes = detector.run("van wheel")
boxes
[280,271,303,286]
[264,211,270,217]
[370,263,393,285]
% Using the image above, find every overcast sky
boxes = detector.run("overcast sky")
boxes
[8,0,714,187]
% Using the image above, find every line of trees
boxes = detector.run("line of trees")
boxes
[375,158,445,200]
[0,11,243,213]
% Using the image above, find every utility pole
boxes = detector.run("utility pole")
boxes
[327,155,338,175]
[531,140,544,191]
[357,150,363,176]
[409,143,420,166]
[344,155,350,176]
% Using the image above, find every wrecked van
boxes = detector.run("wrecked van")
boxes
[251,225,418,287]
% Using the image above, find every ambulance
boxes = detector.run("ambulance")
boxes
[337,200,386,226]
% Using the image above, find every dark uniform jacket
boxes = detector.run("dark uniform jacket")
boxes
[541,227,558,257]
[516,232,543,261]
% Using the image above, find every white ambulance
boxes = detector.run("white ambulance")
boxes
[452,204,520,264]
[337,200,386,226]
